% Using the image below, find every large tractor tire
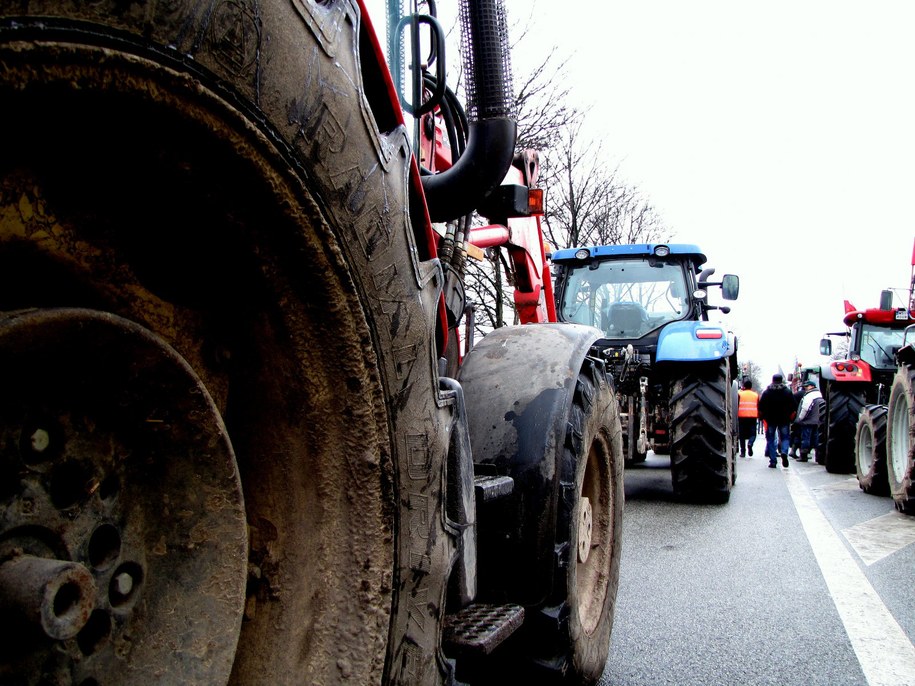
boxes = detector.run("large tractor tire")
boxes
[668,360,735,503]
[855,405,889,496]
[824,385,866,474]
[0,4,454,685]
[459,324,624,684]
[886,364,915,514]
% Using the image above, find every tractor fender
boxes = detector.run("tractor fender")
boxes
[897,342,915,367]
[457,323,607,606]
[657,321,736,362]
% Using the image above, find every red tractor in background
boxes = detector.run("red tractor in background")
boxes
[850,240,915,512]
[819,289,915,476]
[0,1,624,685]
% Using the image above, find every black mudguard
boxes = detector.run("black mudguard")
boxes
[457,323,606,606]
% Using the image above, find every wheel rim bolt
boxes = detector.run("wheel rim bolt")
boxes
[30,428,50,453]
[113,572,133,596]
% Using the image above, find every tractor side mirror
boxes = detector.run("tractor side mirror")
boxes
[721,274,739,301]
[819,338,832,356]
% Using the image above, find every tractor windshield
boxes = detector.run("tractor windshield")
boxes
[856,324,904,370]
[560,258,690,339]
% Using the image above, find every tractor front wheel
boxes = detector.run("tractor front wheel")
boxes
[855,404,889,496]
[552,362,624,682]
[459,326,623,684]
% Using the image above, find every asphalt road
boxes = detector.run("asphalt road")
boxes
[598,449,915,686]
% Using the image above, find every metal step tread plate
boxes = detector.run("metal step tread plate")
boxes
[443,602,525,657]
[473,474,514,502]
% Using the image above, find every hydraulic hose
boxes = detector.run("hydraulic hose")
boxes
[420,0,517,223]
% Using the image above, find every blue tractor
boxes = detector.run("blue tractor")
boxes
[551,243,741,502]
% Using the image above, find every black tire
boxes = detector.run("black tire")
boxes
[855,405,889,496]
[669,360,734,503]
[540,360,623,682]
[459,325,624,684]
[824,386,866,474]
[886,365,915,513]
[624,395,648,465]
[0,5,451,685]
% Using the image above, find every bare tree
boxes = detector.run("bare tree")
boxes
[457,5,671,338]
[739,358,765,393]
[540,120,669,250]
[513,46,579,154]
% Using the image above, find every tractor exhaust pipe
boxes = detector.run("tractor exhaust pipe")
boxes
[879,289,893,310]
[421,0,517,222]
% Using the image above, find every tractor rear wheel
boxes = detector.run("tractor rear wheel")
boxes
[855,405,889,496]
[669,360,734,503]
[886,365,915,513]
[0,5,450,685]
[824,386,865,474]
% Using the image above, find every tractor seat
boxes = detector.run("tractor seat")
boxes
[605,302,648,337]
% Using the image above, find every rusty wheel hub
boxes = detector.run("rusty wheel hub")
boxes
[0,309,247,685]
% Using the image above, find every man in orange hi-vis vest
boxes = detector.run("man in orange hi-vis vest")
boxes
[737,379,760,457]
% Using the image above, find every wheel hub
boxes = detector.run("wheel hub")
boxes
[0,309,247,685]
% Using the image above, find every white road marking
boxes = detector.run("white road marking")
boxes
[784,468,915,686]
[843,512,915,566]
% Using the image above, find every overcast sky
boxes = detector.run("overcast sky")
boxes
[510,0,915,380]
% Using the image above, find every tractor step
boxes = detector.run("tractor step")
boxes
[443,603,525,657]
[473,474,514,502]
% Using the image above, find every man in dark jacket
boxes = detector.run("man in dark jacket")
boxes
[758,373,796,468]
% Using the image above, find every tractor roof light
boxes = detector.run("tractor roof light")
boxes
[574,249,590,260]
[653,245,671,257]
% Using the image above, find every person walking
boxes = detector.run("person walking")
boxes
[794,379,825,461]
[758,373,796,468]
[737,379,759,457]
